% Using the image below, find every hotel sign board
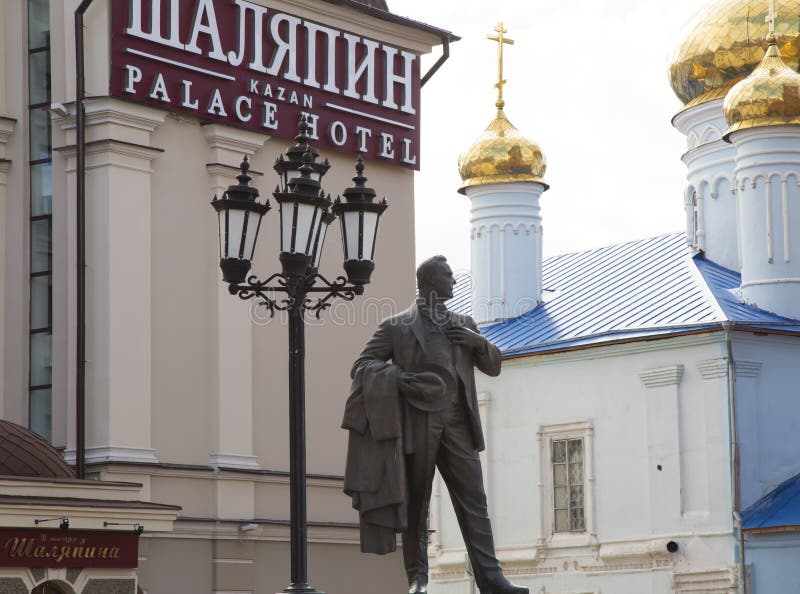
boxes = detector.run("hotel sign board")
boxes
[110,0,422,169]
[0,529,138,568]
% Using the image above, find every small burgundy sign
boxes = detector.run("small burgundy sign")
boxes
[0,529,138,568]
[110,0,421,169]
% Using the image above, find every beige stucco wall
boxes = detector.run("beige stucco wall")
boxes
[1,1,444,593]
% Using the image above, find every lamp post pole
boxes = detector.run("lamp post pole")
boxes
[212,117,387,594]
[287,285,309,591]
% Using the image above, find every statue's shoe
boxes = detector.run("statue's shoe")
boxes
[480,576,529,594]
[408,576,428,594]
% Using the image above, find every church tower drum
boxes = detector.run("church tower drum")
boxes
[669,0,800,271]
[723,3,800,319]
[458,23,548,325]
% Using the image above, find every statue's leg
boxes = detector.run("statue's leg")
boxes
[403,406,443,591]
[436,406,503,592]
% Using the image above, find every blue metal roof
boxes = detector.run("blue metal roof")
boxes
[448,232,800,356]
[743,472,800,530]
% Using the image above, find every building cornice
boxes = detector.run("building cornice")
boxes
[56,139,165,174]
[672,98,725,133]
[501,330,722,368]
[168,516,359,545]
[202,124,270,155]
[697,357,762,379]
[0,116,16,146]
[639,365,684,388]
[56,97,167,134]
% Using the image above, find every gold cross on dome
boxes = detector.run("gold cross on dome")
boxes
[487,21,514,109]
[766,0,778,38]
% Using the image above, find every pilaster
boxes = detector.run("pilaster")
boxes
[722,357,763,509]
[56,98,166,465]
[0,116,14,419]
[204,125,267,487]
[639,365,684,532]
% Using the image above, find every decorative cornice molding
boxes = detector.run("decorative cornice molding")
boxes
[735,360,762,378]
[57,139,165,172]
[536,420,593,440]
[56,98,167,133]
[697,357,728,379]
[672,98,724,134]
[64,446,159,465]
[0,116,16,146]
[503,330,721,367]
[202,124,269,155]
[672,567,737,593]
[209,453,262,471]
[206,163,264,179]
[639,365,684,388]
[697,358,762,379]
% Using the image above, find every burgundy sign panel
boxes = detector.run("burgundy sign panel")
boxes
[0,529,138,568]
[110,0,421,169]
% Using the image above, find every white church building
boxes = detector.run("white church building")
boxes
[429,1,800,593]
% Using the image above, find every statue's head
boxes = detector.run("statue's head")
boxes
[416,255,455,303]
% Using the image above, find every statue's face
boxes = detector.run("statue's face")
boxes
[426,262,455,301]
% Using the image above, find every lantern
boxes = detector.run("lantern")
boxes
[333,157,388,285]
[211,157,270,284]
[273,150,332,278]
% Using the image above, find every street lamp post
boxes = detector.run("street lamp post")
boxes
[211,117,388,594]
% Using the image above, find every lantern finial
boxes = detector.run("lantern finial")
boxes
[295,114,311,148]
[353,155,367,186]
[237,155,252,186]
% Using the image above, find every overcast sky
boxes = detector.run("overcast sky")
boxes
[389,0,705,271]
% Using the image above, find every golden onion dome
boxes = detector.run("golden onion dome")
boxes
[724,37,800,138]
[458,108,547,195]
[669,0,800,108]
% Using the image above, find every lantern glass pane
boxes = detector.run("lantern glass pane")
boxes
[361,211,379,261]
[313,221,329,268]
[226,209,246,259]
[343,211,361,260]
[280,203,294,253]
[242,211,263,261]
[293,203,318,255]
[217,210,224,257]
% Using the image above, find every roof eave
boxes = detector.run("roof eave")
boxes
[319,0,460,42]
[500,325,723,360]
[743,525,800,535]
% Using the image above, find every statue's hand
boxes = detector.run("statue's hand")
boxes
[446,326,487,352]
[397,371,419,396]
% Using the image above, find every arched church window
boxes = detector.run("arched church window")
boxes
[691,191,699,249]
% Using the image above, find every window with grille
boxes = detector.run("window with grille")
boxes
[552,438,585,532]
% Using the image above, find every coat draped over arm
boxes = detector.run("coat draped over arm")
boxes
[342,359,406,554]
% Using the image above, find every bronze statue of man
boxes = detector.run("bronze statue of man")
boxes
[342,255,528,594]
